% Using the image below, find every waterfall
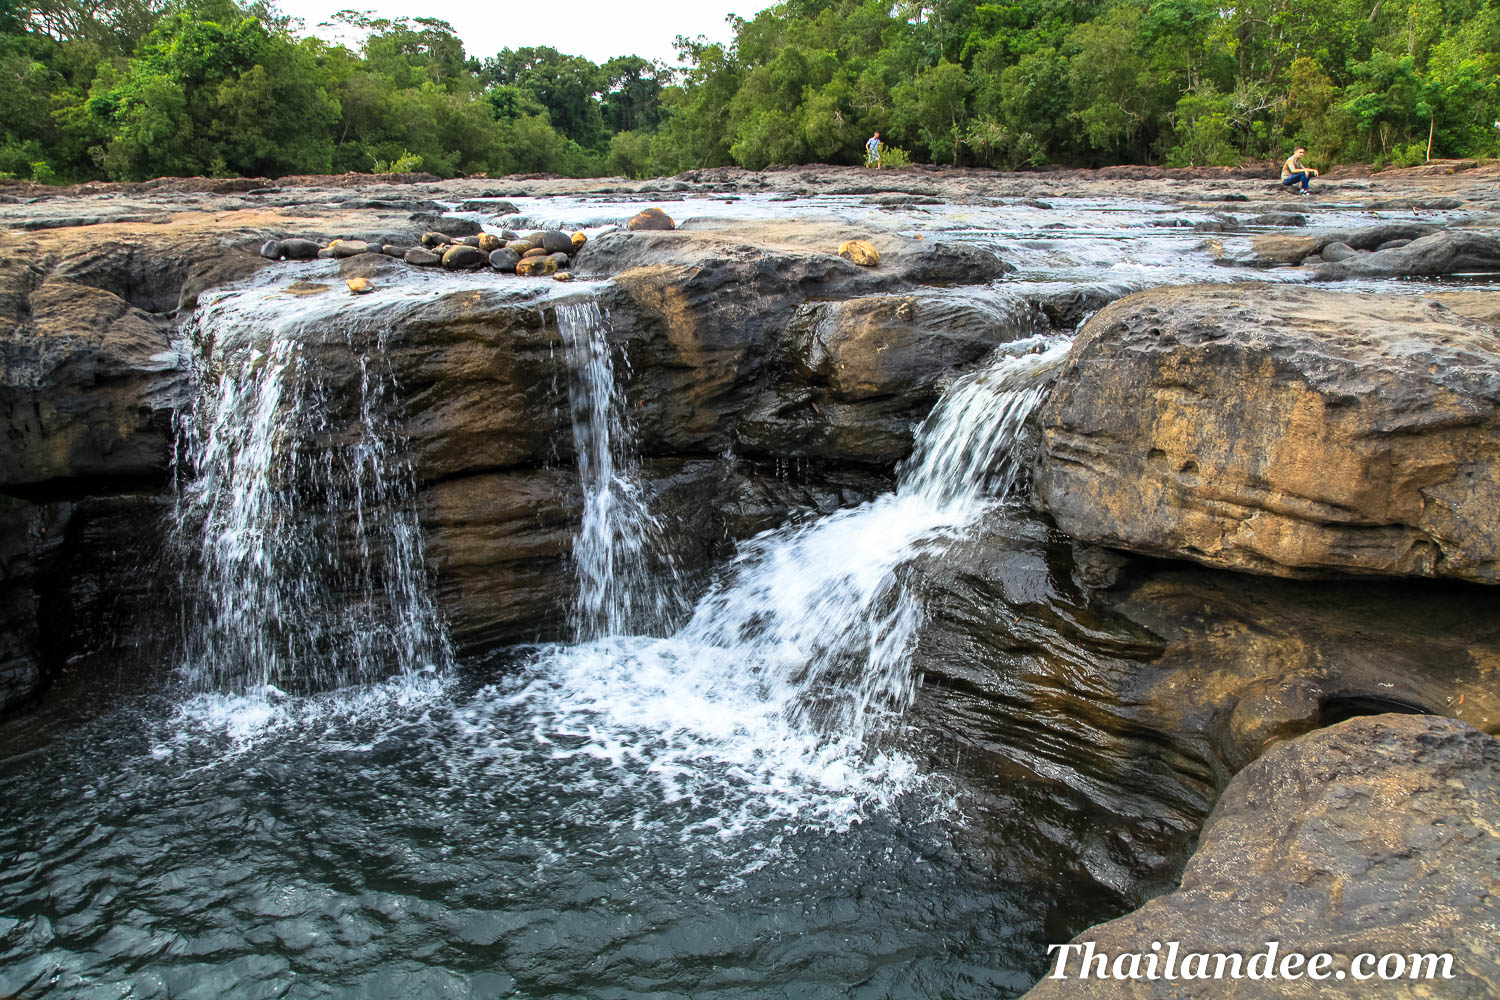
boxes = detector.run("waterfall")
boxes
[557,299,679,639]
[171,290,452,696]
[515,335,1072,813]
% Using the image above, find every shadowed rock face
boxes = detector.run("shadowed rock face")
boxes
[1035,284,1500,583]
[1021,714,1500,1000]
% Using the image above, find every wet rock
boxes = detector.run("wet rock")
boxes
[1035,284,1500,583]
[455,235,482,248]
[259,238,283,260]
[506,240,535,255]
[1022,715,1500,1000]
[421,231,454,249]
[553,271,574,282]
[1314,230,1500,280]
[626,207,675,231]
[571,232,588,252]
[345,277,373,294]
[457,199,520,215]
[1247,223,1438,265]
[488,248,520,273]
[381,245,408,258]
[1246,212,1305,227]
[1319,240,1356,262]
[409,214,481,238]
[329,239,373,258]
[521,247,548,259]
[838,239,881,266]
[516,256,558,277]
[498,230,520,242]
[1377,238,1411,251]
[546,252,571,268]
[540,231,574,254]
[405,247,441,267]
[279,238,320,260]
[317,248,335,259]
[440,245,484,269]
[477,233,502,253]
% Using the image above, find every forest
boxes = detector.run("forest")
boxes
[3,0,1498,183]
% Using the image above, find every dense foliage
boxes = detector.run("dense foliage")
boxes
[3,0,1498,183]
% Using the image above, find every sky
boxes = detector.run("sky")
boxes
[273,0,777,66]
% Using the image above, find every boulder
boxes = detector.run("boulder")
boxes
[405,247,441,267]
[1022,715,1500,1000]
[571,232,588,252]
[328,239,373,258]
[1314,230,1500,280]
[1247,223,1438,266]
[540,230,574,254]
[1318,240,1356,262]
[409,213,481,238]
[381,245,408,258]
[421,231,454,249]
[440,245,484,269]
[477,233,502,253]
[516,256,558,277]
[506,240,535,255]
[553,271,574,282]
[279,238,320,260]
[259,238,283,260]
[522,247,548,259]
[1035,284,1500,583]
[488,248,520,273]
[345,277,373,294]
[626,207,675,231]
[546,251,571,268]
[838,239,881,266]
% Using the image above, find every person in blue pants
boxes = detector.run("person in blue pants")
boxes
[865,132,882,168]
[1281,147,1318,194]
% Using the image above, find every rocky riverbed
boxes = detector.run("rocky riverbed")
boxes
[2,162,1498,996]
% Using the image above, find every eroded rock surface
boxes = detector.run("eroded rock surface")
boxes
[1022,714,1500,999]
[1035,284,1500,582]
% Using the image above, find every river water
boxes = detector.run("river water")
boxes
[1,193,1492,999]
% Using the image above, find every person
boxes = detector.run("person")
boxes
[865,131,882,168]
[1281,147,1318,194]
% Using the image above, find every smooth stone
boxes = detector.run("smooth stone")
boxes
[516,256,558,276]
[626,207,675,231]
[540,231,573,254]
[546,252,570,267]
[571,232,588,252]
[259,238,283,260]
[329,239,373,258]
[316,248,335,258]
[838,239,881,266]
[441,245,484,269]
[421,231,454,248]
[405,247,441,267]
[488,248,520,273]
[346,277,373,294]
[505,241,535,255]
[381,245,408,258]
[477,233,502,253]
[279,238,320,260]
[1320,241,1357,262]
[553,271,574,282]
[522,247,548,259]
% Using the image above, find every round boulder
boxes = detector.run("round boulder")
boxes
[330,239,374,258]
[540,230,574,254]
[346,277,374,294]
[421,231,454,249]
[626,207,675,231]
[838,239,881,266]
[516,256,558,277]
[522,247,548,259]
[488,248,521,273]
[280,238,321,260]
[506,241,535,255]
[554,271,574,282]
[259,238,283,261]
[441,245,484,269]
[571,232,588,252]
[477,233,502,253]
[405,247,441,267]
[1320,241,1357,262]
[546,252,571,268]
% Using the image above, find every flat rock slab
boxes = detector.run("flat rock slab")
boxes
[1023,714,1500,998]
[1035,284,1500,583]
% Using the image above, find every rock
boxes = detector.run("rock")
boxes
[405,247,441,267]
[553,271,574,282]
[381,245,407,258]
[1022,715,1500,1000]
[516,256,558,277]
[477,233,502,253]
[259,238,283,260]
[317,248,335,259]
[522,247,548,259]
[1247,223,1438,265]
[1319,240,1356,262]
[455,235,482,248]
[1314,230,1500,280]
[457,199,520,215]
[440,245,484,269]
[1246,212,1306,227]
[838,239,880,266]
[329,239,373,258]
[540,230,574,254]
[506,241,535,255]
[498,230,520,242]
[345,277,373,294]
[571,232,588,252]
[409,214,481,238]
[1299,254,1322,265]
[626,207,675,231]
[488,248,520,273]
[279,238,320,261]
[546,252,571,268]
[422,231,455,248]
[1376,238,1411,251]
[1035,284,1500,583]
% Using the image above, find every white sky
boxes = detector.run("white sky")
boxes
[273,0,777,66]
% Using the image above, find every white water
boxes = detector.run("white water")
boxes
[503,329,1073,827]
[172,290,452,696]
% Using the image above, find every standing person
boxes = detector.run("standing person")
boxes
[865,131,882,168]
[1281,147,1318,194]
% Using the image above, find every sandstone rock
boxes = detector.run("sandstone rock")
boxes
[441,245,483,269]
[571,232,588,252]
[626,207,675,231]
[405,247,441,266]
[522,247,548,259]
[1314,230,1500,280]
[488,248,520,273]
[1035,284,1500,583]
[497,230,520,242]
[455,235,482,248]
[381,245,407,258]
[838,239,880,266]
[346,277,373,294]
[477,233,502,253]
[1247,223,1438,265]
[421,231,453,248]
[553,271,574,282]
[279,238,320,260]
[506,240,535,255]
[1318,240,1356,262]
[1022,715,1500,999]
[516,256,558,276]
[259,238,283,260]
[540,230,574,254]
[546,251,571,268]
[329,239,373,258]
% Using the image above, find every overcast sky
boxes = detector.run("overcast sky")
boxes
[274,0,775,66]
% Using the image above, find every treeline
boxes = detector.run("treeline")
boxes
[3,0,1499,184]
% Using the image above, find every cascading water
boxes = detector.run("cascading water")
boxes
[556,299,680,639]
[171,288,452,696]
[513,332,1073,820]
